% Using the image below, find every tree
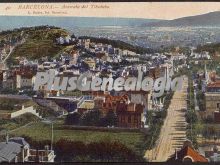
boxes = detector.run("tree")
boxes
[65,112,81,125]
[185,110,197,124]
[99,110,117,127]
[80,109,101,126]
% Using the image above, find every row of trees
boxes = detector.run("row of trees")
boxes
[144,92,174,151]
[65,110,118,127]
[186,74,198,149]
[196,79,206,111]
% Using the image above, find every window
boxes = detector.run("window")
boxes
[134,115,138,122]
[128,116,131,123]
[217,103,220,109]
[122,116,125,122]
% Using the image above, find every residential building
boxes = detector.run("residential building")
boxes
[16,72,34,89]
[167,140,208,162]
[204,145,220,162]
[0,137,55,163]
[205,80,220,120]
[102,94,129,115]
[83,58,96,70]
[116,102,144,128]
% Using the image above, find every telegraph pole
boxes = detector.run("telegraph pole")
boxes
[51,122,54,150]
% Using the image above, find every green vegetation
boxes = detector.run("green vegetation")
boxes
[35,105,58,118]
[0,98,36,111]
[144,91,174,151]
[186,72,198,148]
[11,121,146,156]
[195,43,220,70]
[3,26,70,66]
[196,79,206,111]
[20,137,144,162]
[79,109,102,126]
[11,29,67,58]
[0,113,40,131]
[0,26,60,39]
[65,112,81,125]
[65,110,118,127]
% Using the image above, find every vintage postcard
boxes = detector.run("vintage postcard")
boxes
[0,2,219,163]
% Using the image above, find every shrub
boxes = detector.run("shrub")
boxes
[65,112,81,125]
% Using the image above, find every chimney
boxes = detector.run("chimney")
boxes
[175,149,178,160]
[20,146,25,162]
[5,132,9,144]
[15,156,18,163]
[45,145,49,155]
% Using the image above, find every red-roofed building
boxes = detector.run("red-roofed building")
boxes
[206,80,220,93]
[167,140,208,162]
[205,79,220,121]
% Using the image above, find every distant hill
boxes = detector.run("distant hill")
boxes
[0,16,161,31]
[143,11,220,27]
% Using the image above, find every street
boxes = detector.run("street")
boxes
[145,76,188,162]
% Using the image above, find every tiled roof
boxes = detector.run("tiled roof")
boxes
[168,146,208,162]
[16,71,34,79]
[105,94,129,102]
[207,80,220,88]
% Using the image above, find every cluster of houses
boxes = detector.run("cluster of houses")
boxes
[0,34,176,129]
[1,32,220,162]
[55,34,76,45]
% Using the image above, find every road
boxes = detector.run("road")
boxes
[2,38,26,64]
[145,76,188,162]
[0,38,26,70]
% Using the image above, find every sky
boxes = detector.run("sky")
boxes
[85,2,220,20]
[122,2,220,20]
[1,2,220,20]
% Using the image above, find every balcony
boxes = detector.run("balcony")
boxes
[27,149,56,162]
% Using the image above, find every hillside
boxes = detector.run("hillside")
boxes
[196,43,220,54]
[195,43,220,69]
[12,26,68,59]
[143,11,220,27]
[1,26,70,65]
